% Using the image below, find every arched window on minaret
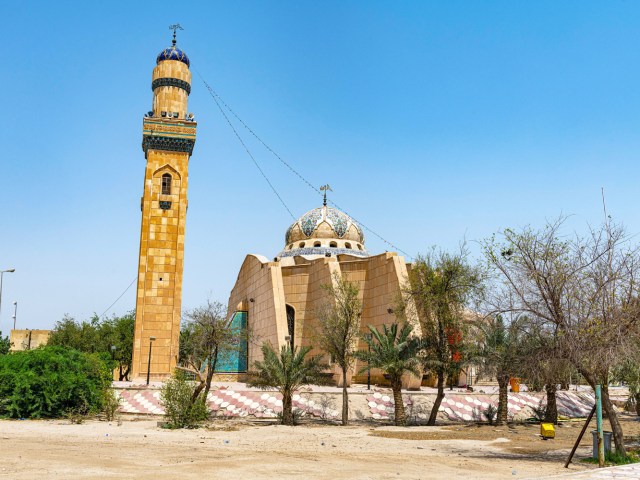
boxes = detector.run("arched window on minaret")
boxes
[161,173,172,195]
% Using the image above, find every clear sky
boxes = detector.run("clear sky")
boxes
[3,1,640,331]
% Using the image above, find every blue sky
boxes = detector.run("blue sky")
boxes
[3,1,640,331]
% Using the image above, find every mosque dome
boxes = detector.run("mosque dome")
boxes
[156,46,190,67]
[278,205,368,259]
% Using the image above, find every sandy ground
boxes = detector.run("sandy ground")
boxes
[1,415,638,480]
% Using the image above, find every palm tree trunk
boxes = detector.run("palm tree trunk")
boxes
[341,365,349,426]
[282,391,294,426]
[392,379,406,426]
[496,373,510,426]
[602,384,626,455]
[427,369,445,426]
[544,383,558,424]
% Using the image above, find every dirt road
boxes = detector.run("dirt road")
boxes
[0,418,604,479]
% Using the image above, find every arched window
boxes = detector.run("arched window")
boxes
[329,241,337,248]
[314,241,321,247]
[345,242,352,249]
[286,305,295,349]
[357,244,363,251]
[299,242,305,248]
[161,173,172,195]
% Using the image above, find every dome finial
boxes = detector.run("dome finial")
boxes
[320,184,332,206]
[169,23,183,47]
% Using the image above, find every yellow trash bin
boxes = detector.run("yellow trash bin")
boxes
[541,423,555,439]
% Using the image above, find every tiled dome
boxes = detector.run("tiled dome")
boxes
[278,205,368,259]
[156,46,190,67]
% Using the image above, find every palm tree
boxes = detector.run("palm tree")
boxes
[248,342,329,425]
[476,315,523,425]
[355,323,421,426]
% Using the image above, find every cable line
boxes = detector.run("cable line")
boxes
[196,71,413,259]
[99,276,137,319]
[198,71,295,220]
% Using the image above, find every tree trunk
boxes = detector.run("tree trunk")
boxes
[204,350,218,401]
[544,383,558,424]
[579,369,627,456]
[281,391,294,426]
[191,381,205,404]
[601,384,626,456]
[427,369,445,426]
[392,379,406,426]
[634,393,640,417]
[341,365,349,426]
[496,373,510,426]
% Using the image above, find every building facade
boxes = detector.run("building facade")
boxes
[226,203,423,388]
[130,38,197,381]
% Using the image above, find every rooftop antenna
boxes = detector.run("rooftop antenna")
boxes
[169,23,183,46]
[320,184,332,206]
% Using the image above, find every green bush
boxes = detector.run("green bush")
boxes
[160,370,209,428]
[102,388,121,421]
[0,346,112,419]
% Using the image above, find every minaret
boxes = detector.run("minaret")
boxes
[131,27,196,381]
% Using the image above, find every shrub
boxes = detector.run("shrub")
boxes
[483,404,498,425]
[532,401,547,422]
[102,388,121,421]
[160,370,209,428]
[0,346,112,419]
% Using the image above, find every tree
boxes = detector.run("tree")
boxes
[316,273,362,425]
[248,343,329,426]
[483,217,640,454]
[48,312,135,380]
[0,332,10,355]
[515,321,572,424]
[178,300,245,404]
[103,312,135,381]
[613,359,640,416]
[48,315,102,353]
[402,247,485,425]
[355,323,421,426]
[475,315,523,425]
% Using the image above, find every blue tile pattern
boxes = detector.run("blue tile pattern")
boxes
[156,47,190,67]
[325,208,349,238]
[285,205,365,244]
[278,247,369,258]
[300,208,322,236]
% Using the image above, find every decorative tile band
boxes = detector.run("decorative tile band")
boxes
[116,388,339,420]
[152,77,191,95]
[142,136,195,156]
[278,247,369,258]
[115,388,595,422]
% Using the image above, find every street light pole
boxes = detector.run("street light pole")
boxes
[146,336,156,386]
[12,301,17,330]
[0,269,16,322]
[366,333,372,390]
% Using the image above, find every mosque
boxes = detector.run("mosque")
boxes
[130,31,423,388]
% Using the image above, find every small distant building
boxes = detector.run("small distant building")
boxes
[9,330,51,351]
[226,202,424,388]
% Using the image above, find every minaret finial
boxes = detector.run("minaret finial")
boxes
[169,23,184,47]
[320,184,332,206]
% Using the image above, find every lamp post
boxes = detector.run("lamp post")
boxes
[0,268,16,322]
[146,336,156,386]
[366,333,372,390]
[12,301,17,330]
